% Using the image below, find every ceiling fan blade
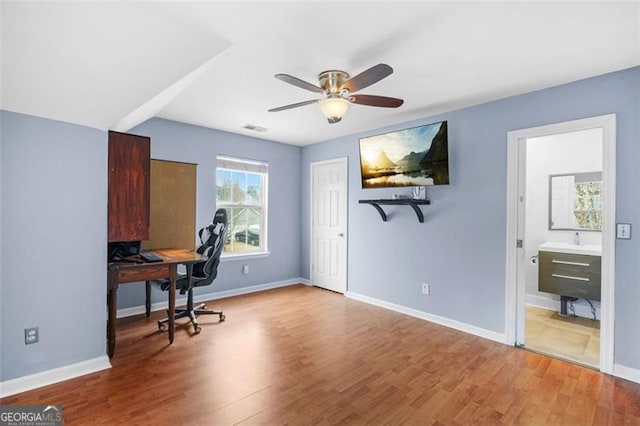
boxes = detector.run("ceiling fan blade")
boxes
[268,99,318,112]
[341,64,393,93]
[275,74,323,93]
[349,94,404,108]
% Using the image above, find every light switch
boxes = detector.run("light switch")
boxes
[616,223,631,239]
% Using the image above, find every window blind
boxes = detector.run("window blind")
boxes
[217,156,268,174]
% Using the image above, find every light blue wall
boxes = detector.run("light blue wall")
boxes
[1,111,108,381]
[1,66,637,383]
[114,118,302,309]
[301,66,640,370]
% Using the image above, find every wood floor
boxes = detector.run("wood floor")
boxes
[2,285,639,425]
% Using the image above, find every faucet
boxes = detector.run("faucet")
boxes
[573,232,580,245]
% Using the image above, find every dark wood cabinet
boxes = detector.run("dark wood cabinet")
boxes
[108,131,150,242]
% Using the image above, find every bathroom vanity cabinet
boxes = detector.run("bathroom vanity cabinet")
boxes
[538,250,601,301]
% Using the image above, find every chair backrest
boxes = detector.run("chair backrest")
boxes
[191,208,227,286]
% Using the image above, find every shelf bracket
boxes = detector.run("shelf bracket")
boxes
[407,203,425,223]
[367,203,388,222]
[358,199,430,223]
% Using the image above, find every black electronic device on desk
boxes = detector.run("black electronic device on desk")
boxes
[139,252,163,263]
[108,241,142,262]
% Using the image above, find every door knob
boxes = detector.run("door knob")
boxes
[338,233,344,237]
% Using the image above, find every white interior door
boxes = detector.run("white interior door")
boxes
[311,158,347,293]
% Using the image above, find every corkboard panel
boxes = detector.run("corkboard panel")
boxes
[142,160,196,251]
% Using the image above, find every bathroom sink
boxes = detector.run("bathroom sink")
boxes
[538,241,602,256]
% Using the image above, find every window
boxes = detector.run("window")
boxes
[216,156,268,256]
[573,180,602,230]
[549,172,602,231]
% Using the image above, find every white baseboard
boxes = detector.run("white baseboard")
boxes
[345,291,506,344]
[0,356,111,398]
[117,278,307,319]
[526,294,557,311]
[614,363,640,384]
[526,294,600,320]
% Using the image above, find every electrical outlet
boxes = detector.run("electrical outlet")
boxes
[421,283,430,295]
[25,327,39,345]
[243,264,249,274]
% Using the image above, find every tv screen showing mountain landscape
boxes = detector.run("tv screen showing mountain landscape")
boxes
[359,121,449,188]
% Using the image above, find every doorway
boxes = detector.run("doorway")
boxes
[310,158,348,293]
[505,115,616,373]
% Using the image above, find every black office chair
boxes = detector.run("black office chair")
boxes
[156,208,228,334]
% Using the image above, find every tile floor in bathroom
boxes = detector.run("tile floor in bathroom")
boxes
[525,305,600,369]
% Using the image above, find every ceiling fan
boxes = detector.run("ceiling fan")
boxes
[268,63,404,124]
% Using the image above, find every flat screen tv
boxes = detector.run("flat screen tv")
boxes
[358,120,449,188]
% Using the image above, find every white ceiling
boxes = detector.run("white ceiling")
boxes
[2,1,639,146]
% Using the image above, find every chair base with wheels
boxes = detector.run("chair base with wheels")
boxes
[157,288,225,334]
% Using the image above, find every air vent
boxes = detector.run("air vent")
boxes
[242,124,268,133]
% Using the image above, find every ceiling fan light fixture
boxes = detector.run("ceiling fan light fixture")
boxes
[270,64,401,122]
[318,97,350,123]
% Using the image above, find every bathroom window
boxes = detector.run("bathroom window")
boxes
[573,180,602,230]
[549,172,602,231]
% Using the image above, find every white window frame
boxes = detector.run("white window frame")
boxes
[216,155,269,260]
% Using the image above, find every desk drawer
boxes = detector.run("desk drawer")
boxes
[117,265,171,283]
[538,251,601,300]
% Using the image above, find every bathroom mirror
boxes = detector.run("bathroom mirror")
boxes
[549,171,602,231]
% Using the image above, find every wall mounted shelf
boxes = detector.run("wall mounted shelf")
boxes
[359,199,431,223]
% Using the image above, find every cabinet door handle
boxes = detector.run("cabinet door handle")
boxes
[552,273,590,282]
[552,259,590,267]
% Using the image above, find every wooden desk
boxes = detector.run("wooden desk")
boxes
[107,248,203,358]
